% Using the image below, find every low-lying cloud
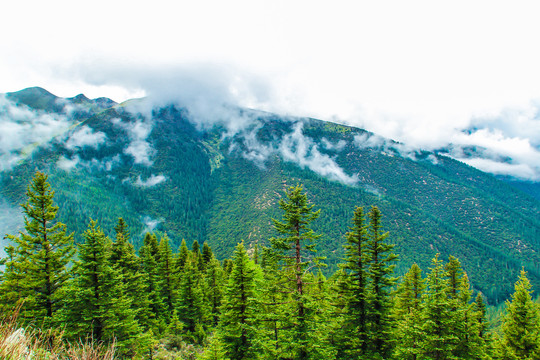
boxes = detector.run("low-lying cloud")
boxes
[65,125,106,150]
[71,63,540,181]
[134,174,166,187]
[0,95,74,171]
[111,117,155,166]
[279,123,358,185]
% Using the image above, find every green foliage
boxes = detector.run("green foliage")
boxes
[0,171,74,328]
[495,270,540,359]
[3,89,540,306]
[392,263,425,360]
[218,242,261,359]
[61,220,142,358]
[266,184,335,360]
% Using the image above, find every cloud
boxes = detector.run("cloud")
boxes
[111,116,155,166]
[0,197,24,262]
[0,95,74,171]
[56,154,121,172]
[461,158,538,181]
[142,215,163,234]
[65,125,107,150]
[278,122,358,185]
[134,174,167,188]
[72,62,540,181]
[57,155,80,171]
[322,138,346,151]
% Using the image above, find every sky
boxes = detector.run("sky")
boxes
[2,0,540,180]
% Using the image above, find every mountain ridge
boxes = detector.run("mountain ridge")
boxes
[1,87,540,304]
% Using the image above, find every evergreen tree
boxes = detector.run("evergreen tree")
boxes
[1,171,74,327]
[392,263,425,360]
[205,255,225,325]
[219,242,261,359]
[474,292,488,340]
[336,206,369,358]
[62,220,141,357]
[139,232,166,331]
[495,269,540,360]
[420,254,456,360]
[445,257,486,359]
[202,241,214,264]
[267,184,334,360]
[0,245,26,316]
[110,218,154,332]
[158,234,176,314]
[365,205,398,358]
[192,239,205,271]
[177,255,207,342]
[253,243,260,265]
[175,238,190,272]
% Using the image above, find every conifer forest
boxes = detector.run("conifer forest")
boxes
[2,171,540,360]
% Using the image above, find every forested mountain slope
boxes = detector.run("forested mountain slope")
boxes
[1,87,540,303]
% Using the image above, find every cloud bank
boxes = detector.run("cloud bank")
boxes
[65,125,106,150]
[0,95,74,171]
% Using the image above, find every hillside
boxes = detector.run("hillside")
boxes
[1,87,540,303]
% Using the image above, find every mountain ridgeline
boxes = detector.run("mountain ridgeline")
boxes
[1,87,540,304]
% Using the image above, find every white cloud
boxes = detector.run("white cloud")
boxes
[461,158,538,181]
[279,123,358,185]
[112,116,155,166]
[65,125,106,150]
[56,154,121,172]
[142,215,163,234]
[0,95,73,171]
[3,1,540,181]
[134,174,167,188]
[57,155,80,171]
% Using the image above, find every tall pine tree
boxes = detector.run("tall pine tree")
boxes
[268,184,334,360]
[392,263,425,360]
[218,242,261,359]
[495,269,540,360]
[1,171,74,328]
[61,220,141,358]
[366,205,398,358]
[336,206,369,358]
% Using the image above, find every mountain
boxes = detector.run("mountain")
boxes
[2,87,540,304]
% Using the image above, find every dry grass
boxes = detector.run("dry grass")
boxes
[0,306,116,360]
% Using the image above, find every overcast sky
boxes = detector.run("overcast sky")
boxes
[2,0,540,180]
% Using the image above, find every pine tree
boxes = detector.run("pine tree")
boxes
[392,263,425,360]
[336,206,369,358]
[158,234,176,314]
[219,242,261,359]
[205,255,225,325]
[202,241,214,265]
[495,269,540,360]
[139,232,166,331]
[365,205,398,358]
[110,218,154,332]
[420,254,456,360]
[192,239,205,270]
[1,171,74,327]
[175,238,190,272]
[0,245,26,316]
[473,292,488,340]
[267,184,334,359]
[61,220,141,358]
[445,257,486,359]
[176,255,207,342]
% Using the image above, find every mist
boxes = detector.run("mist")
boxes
[0,95,75,171]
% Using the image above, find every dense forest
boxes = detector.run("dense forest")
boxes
[1,172,539,359]
[4,87,540,307]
